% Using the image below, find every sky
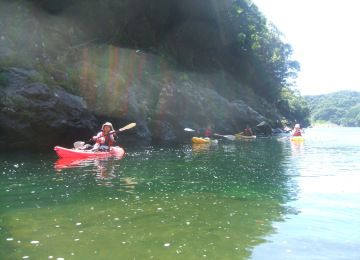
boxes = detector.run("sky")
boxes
[252,0,360,95]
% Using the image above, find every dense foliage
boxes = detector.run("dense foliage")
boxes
[305,91,360,126]
[228,1,300,101]
[277,88,310,126]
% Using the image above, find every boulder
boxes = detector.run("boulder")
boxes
[0,67,97,150]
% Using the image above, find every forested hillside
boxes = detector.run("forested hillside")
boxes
[305,91,360,126]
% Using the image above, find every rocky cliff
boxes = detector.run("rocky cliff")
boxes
[0,0,291,150]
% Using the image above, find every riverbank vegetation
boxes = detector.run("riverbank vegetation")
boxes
[305,91,360,127]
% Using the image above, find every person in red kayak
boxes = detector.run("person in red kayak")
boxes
[291,123,304,136]
[92,122,117,151]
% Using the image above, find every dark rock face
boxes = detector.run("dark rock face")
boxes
[21,0,250,82]
[253,122,273,136]
[0,68,97,150]
[0,46,15,63]
[0,48,279,150]
[0,1,285,150]
[149,82,266,139]
[72,46,277,143]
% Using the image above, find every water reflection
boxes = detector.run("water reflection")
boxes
[54,156,137,191]
[1,141,298,260]
[290,140,305,158]
[54,157,96,171]
[118,177,138,193]
[93,158,116,187]
[191,143,211,154]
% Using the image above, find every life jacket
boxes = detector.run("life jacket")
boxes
[96,131,116,146]
[293,129,302,136]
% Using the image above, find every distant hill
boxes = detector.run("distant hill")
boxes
[305,91,360,126]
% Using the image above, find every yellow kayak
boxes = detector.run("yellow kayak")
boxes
[235,134,256,140]
[191,137,218,144]
[192,137,210,144]
[290,136,305,142]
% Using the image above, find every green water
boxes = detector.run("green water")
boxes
[1,128,359,259]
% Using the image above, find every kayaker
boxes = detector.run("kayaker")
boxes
[243,124,254,136]
[92,122,117,151]
[292,123,304,136]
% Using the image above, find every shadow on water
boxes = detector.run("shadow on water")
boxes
[0,139,299,259]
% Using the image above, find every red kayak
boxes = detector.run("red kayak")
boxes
[54,146,125,158]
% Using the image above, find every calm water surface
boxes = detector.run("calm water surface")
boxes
[1,128,359,259]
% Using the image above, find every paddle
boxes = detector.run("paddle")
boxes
[118,122,137,132]
[185,127,235,141]
[213,133,236,141]
[214,122,265,140]
[74,122,136,149]
[256,121,266,127]
[184,122,265,140]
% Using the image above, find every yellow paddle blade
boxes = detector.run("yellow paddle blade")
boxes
[119,122,136,132]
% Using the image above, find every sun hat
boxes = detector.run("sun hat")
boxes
[101,122,114,131]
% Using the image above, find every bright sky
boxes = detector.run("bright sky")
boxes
[252,0,360,95]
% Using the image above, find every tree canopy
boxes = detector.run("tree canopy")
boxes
[305,91,360,126]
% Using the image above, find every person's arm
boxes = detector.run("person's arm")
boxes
[110,132,116,142]
[92,132,100,141]
[93,132,104,143]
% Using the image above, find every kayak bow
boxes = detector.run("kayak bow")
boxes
[290,136,305,142]
[191,137,218,144]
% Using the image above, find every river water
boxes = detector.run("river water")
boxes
[1,128,359,259]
